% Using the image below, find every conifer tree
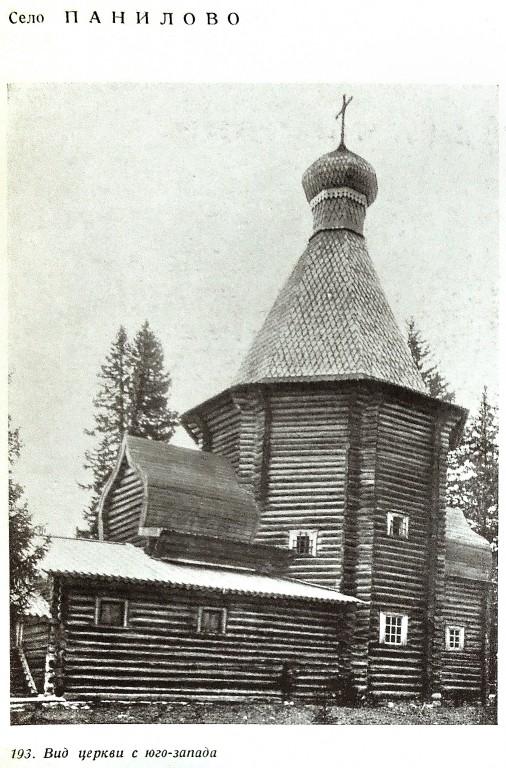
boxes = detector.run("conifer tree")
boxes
[447,386,499,691]
[447,387,498,548]
[78,323,178,538]
[407,318,455,402]
[77,326,133,538]
[130,321,178,441]
[9,417,48,622]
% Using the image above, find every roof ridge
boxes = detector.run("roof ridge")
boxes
[48,535,129,546]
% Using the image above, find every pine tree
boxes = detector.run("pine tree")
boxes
[78,327,133,538]
[447,387,498,549]
[130,321,178,441]
[78,323,178,537]
[9,417,49,622]
[407,318,455,402]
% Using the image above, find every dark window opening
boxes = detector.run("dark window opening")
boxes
[198,607,226,635]
[296,533,311,555]
[289,529,317,556]
[96,598,127,627]
[387,513,409,539]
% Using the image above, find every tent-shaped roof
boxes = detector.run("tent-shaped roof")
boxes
[99,436,259,543]
[40,537,359,605]
[234,228,427,393]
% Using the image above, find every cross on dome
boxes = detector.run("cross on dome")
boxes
[335,94,353,148]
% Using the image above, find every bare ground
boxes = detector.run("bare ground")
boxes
[11,699,497,726]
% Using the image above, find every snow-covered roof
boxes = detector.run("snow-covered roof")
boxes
[25,593,51,619]
[40,536,360,605]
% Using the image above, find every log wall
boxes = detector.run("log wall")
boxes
[257,388,349,588]
[59,579,346,700]
[184,382,482,699]
[441,576,487,699]
[22,618,49,693]
[342,392,380,695]
[423,417,455,697]
[206,396,242,471]
[152,530,292,573]
[366,400,434,698]
[104,460,144,542]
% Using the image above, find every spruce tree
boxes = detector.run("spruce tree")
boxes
[9,417,49,622]
[130,321,178,441]
[447,387,498,548]
[78,323,178,538]
[78,327,133,538]
[407,318,455,402]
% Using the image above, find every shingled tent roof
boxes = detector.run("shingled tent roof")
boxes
[99,436,260,543]
[234,228,427,393]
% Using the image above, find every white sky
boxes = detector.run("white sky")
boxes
[8,83,498,537]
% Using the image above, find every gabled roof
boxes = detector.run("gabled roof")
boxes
[40,537,359,605]
[98,436,259,543]
[234,229,427,393]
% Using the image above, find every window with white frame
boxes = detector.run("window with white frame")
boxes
[288,530,318,556]
[379,612,408,645]
[386,512,409,539]
[95,597,128,627]
[197,607,227,635]
[445,625,465,650]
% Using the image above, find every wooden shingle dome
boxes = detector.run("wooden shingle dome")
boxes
[233,140,426,394]
[302,145,378,207]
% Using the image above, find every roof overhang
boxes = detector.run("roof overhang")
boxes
[182,378,468,449]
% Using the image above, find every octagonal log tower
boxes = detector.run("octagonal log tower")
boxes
[182,133,470,699]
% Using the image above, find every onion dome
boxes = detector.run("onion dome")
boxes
[302,145,378,236]
[231,98,427,394]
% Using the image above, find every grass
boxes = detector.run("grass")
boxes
[11,699,497,726]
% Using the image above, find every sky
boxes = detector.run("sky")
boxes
[7,83,498,537]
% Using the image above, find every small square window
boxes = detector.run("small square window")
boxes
[288,530,318,556]
[379,612,408,645]
[96,598,128,627]
[197,607,227,635]
[387,513,409,539]
[445,625,465,650]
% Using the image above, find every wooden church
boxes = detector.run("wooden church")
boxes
[13,104,492,703]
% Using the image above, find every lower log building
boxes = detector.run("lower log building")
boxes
[12,110,493,703]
